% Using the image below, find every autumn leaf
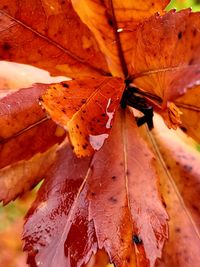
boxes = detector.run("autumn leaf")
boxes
[0,84,65,169]
[23,109,168,267]
[145,115,200,267]
[0,0,200,267]
[0,0,109,77]
[41,77,124,156]
[130,9,200,105]
[175,85,200,143]
[71,0,170,77]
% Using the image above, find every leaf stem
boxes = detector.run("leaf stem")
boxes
[109,0,129,78]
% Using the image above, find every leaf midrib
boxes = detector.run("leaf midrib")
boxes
[0,10,109,76]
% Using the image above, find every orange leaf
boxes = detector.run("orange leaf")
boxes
[0,1,109,78]
[41,77,125,156]
[175,85,200,143]
[72,0,169,77]
[131,9,200,105]
[0,145,59,204]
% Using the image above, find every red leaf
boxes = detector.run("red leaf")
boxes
[23,109,168,267]
[0,84,65,168]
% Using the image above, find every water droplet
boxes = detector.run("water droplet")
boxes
[89,133,109,150]
[106,98,114,129]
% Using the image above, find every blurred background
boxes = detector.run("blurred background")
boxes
[0,1,200,267]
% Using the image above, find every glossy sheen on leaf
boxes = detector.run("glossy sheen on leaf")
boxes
[23,109,168,267]
[0,84,47,139]
[87,109,168,266]
[72,0,170,77]
[0,119,65,169]
[23,143,97,267]
[0,85,65,169]
[131,9,200,105]
[41,77,124,156]
[175,85,200,143]
[0,145,59,204]
[0,0,109,78]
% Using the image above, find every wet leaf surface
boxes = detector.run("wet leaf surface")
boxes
[23,109,168,267]
[41,77,124,156]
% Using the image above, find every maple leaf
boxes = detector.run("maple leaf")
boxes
[0,0,200,267]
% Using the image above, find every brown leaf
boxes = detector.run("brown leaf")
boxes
[72,0,169,77]
[41,77,125,156]
[23,109,168,267]
[175,85,200,143]
[130,9,200,104]
[0,144,59,204]
[0,1,109,78]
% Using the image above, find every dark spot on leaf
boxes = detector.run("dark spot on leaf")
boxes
[91,192,96,196]
[82,144,88,149]
[111,175,117,180]
[183,164,192,172]
[132,235,143,245]
[2,42,11,51]
[82,110,86,113]
[109,196,117,203]
[76,124,79,129]
[101,113,106,117]
[193,29,197,37]
[178,31,182,39]
[62,83,69,88]
[62,108,66,113]
[81,99,86,104]
[188,58,194,65]
[108,18,114,27]
[180,126,187,133]
[175,227,181,233]
[126,257,130,263]
[192,204,199,211]
[162,200,167,208]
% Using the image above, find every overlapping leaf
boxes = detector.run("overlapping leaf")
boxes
[41,77,124,156]
[72,0,170,77]
[0,84,65,168]
[0,0,109,77]
[0,0,200,266]
[130,9,200,104]
[175,85,200,143]
[0,84,65,203]
[145,116,200,267]
[23,109,168,267]
[0,145,59,205]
